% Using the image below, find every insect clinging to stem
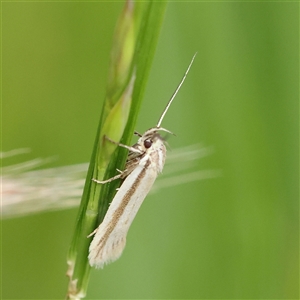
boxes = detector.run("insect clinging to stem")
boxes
[88,53,197,268]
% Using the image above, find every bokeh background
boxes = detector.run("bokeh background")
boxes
[2,1,298,299]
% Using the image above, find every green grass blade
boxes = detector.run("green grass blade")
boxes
[66,2,167,299]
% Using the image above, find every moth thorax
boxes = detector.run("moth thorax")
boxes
[149,136,166,174]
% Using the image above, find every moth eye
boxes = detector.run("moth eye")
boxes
[144,139,152,149]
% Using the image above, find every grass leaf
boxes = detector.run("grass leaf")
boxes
[66,2,167,299]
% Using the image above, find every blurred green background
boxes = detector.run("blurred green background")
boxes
[2,1,298,299]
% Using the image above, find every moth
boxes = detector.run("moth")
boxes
[88,53,197,268]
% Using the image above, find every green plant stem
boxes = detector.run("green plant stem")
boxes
[66,2,167,299]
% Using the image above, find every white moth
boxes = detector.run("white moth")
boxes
[88,53,197,268]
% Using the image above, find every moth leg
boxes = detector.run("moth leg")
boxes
[93,135,142,184]
[92,173,123,184]
[87,227,98,238]
[92,165,134,184]
[104,135,142,154]
[134,131,142,137]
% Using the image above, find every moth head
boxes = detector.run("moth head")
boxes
[136,127,173,152]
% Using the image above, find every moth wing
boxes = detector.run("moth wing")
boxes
[89,160,157,268]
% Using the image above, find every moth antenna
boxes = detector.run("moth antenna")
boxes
[156,52,197,128]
